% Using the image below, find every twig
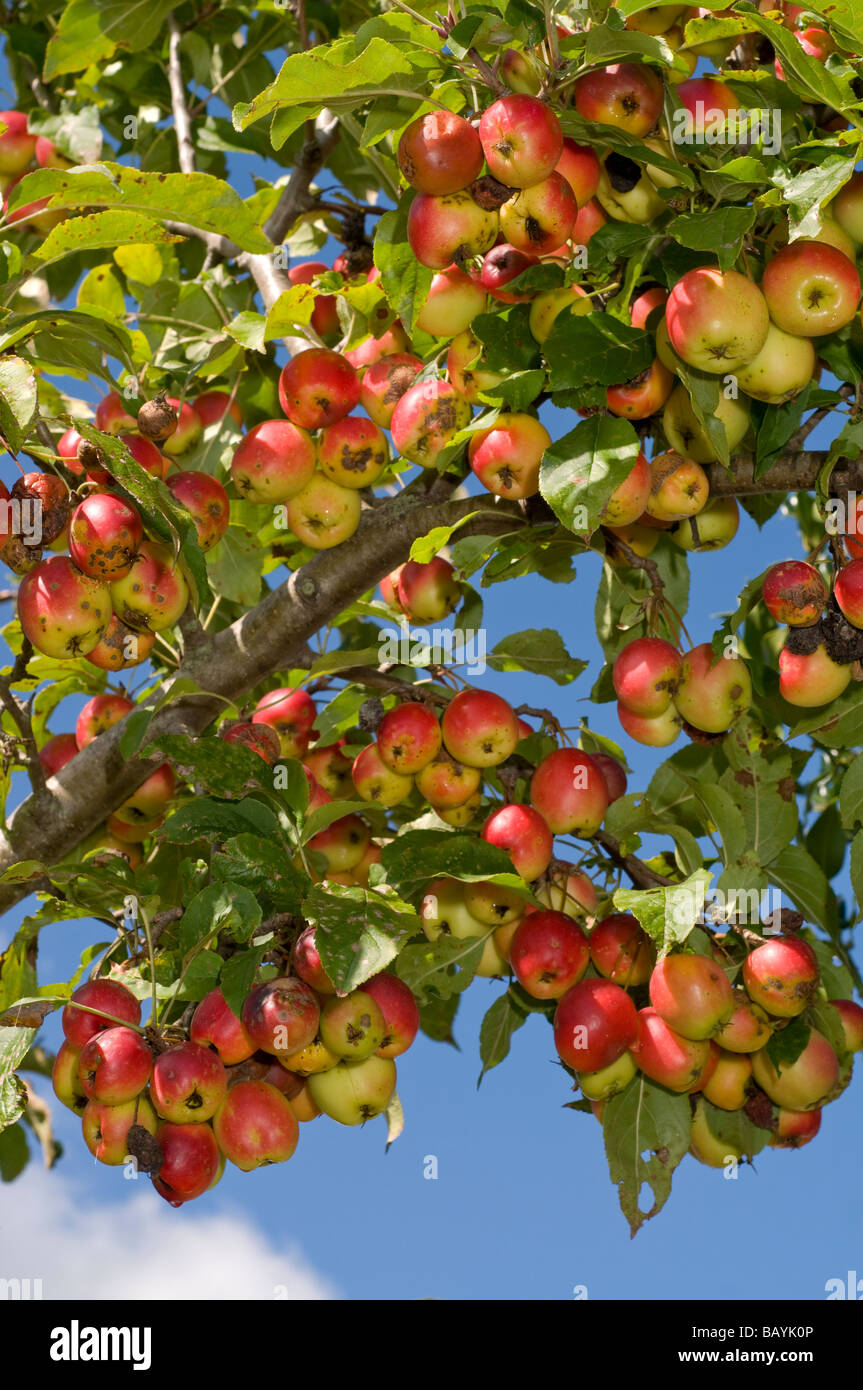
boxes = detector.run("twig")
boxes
[167,16,196,175]
[593,828,672,889]
[788,385,853,453]
[0,637,47,798]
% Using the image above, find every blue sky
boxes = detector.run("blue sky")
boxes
[1,38,861,1302]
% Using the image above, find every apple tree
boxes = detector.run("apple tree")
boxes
[0,0,862,1231]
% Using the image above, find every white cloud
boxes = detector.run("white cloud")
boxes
[0,1168,338,1301]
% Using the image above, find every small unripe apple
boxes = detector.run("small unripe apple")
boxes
[662,383,750,464]
[421,877,507,977]
[415,750,481,809]
[307,1055,397,1125]
[735,322,817,404]
[688,1097,746,1168]
[527,283,591,344]
[600,450,651,527]
[287,474,362,550]
[701,1048,752,1111]
[617,700,682,747]
[446,328,505,401]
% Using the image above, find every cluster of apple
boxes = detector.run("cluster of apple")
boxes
[51,948,420,1205]
[763,556,863,709]
[611,635,752,749]
[550,926,863,1164]
[7,389,237,670]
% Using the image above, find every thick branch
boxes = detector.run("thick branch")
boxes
[0,492,519,915]
[704,451,832,495]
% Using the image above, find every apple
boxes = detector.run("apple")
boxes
[510,910,590,999]
[415,750,482,809]
[441,688,519,768]
[762,241,861,337]
[78,1027,153,1104]
[75,694,134,750]
[192,389,244,427]
[360,353,423,428]
[316,414,390,490]
[39,732,78,778]
[18,555,112,659]
[778,643,851,707]
[751,1028,839,1110]
[344,322,410,370]
[304,744,354,798]
[360,973,420,1058]
[213,1079,300,1169]
[415,264,486,336]
[307,814,371,873]
[770,1107,822,1150]
[190,988,257,1065]
[292,925,336,995]
[645,450,709,522]
[607,358,675,419]
[688,1098,746,1168]
[629,1007,712,1091]
[231,419,317,503]
[390,379,472,468]
[84,615,155,672]
[287,474,362,549]
[62,979,141,1047]
[468,412,551,500]
[82,1094,158,1165]
[482,803,553,880]
[376,702,442,774]
[499,172,577,256]
[555,138,601,206]
[397,111,484,195]
[478,94,563,187]
[832,171,863,246]
[662,383,750,464]
[553,978,639,1072]
[600,450,651,526]
[573,63,664,137]
[252,686,316,758]
[306,1056,397,1125]
[742,935,819,1018]
[241,977,320,1056]
[319,991,386,1061]
[714,987,774,1053]
[613,636,682,717]
[110,541,189,632]
[151,1041,228,1122]
[352,742,414,807]
[672,643,752,732]
[762,559,827,626]
[649,952,734,1041]
[666,267,770,374]
[0,110,36,175]
[421,877,508,977]
[406,189,498,270]
[527,283,592,344]
[831,999,863,1052]
[589,913,655,986]
[834,560,863,628]
[154,1121,221,1204]
[68,493,143,582]
[617,700,682,747]
[590,752,627,803]
[278,349,360,431]
[52,1041,88,1115]
[530,747,609,835]
[111,763,175,826]
[479,244,539,304]
[446,328,505,401]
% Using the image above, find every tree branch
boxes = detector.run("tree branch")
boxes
[0,491,520,915]
[0,638,47,800]
[593,829,672,888]
[167,16,196,175]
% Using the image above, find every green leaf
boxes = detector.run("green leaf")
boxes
[9,166,270,254]
[32,210,182,266]
[667,207,756,271]
[158,797,282,846]
[602,1078,691,1238]
[699,1098,770,1159]
[0,1122,29,1181]
[745,12,856,110]
[418,992,460,1046]
[394,934,486,1003]
[544,312,654,391]
[850,829,863,912]
[471,304,541,374]
[179,881,262,956]
[234,37,421,132]
[488,628,586,685]
[380,831,532,902]
[767,845,838,932]
[766,1015,811,1070]
[145,734,272,799]
[219,944,270,1021]
[808,940,855,1001]
[176,950,223,1001]
[374,205,433,334]
[409,513,485,564]
[0,1026,36,1131]
[212,835,307,915]
[44,0,176,77]
[841,755,863,831]
[613,869,714,954]
[804,805,845,881]
[205,527,265,607]
[0,357,38,454]
[303,884,419,992]
[478,990,527,1084]
[76,262,125,318]
[674,364,730,469]
[540,415,641,537]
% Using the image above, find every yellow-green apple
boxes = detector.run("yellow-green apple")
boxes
[319,991,386,1061]
[752,1028,839,1109]
[662,383,750,462]
[52,1042,88,1115]
[666,267,770,373]
[287,474,362,549]
[832,171,863,245]
[468,411,550,499]
[446,329,505,401]
[595,160,666,224]
[415,264,486,335]
[645,449,709,521]
[672,643,752,731]
[421,877,508,976]
[671,496,740,551]
[527,282,591,343]
[306,1055,397,1125]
